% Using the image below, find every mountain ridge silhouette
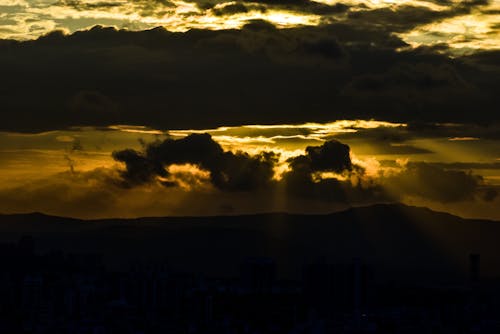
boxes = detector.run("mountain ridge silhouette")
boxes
[0,203,498,282]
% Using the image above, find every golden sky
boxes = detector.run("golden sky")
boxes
[1,0,498,53]
[0,121,498,219]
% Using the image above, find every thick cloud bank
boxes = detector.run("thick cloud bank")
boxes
[112,134,496,205]
[0,24,498,132]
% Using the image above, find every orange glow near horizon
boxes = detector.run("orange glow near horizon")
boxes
[0,120,498,219]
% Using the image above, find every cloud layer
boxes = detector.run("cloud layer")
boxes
[111,134,496,205]
[0,24,498,133]
[0,133,497,219]
[113,133,277,190]
[1,0,498,50]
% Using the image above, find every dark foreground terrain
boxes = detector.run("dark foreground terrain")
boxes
[0,204,498,333]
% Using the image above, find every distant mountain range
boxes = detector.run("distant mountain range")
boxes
[1,204,498,283]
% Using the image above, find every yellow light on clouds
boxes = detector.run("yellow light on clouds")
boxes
[401,11,500,53]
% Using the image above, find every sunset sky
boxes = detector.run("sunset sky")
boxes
[0,0,499,219]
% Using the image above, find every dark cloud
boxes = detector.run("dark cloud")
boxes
[331,126,434,155]
[280,141,496,204]
[212,3,252,16]
[58,0,175,16]
[56,0,484,22]
[370,122,500,141]
[332,122,500,155]
[54,0,487,21]
[346,0,489,33]
[281,140,389,202]
[341,59,490,123]
[58,0,124,10]
[282,168,388,203]
[0,24,498,132]
[241,19,277,31]
[112,137,391,203]
[411,122,499,140]
[227,23,348,64]
[384,162,489,203]
[343,62,472,101]
[347,6,447,32]
[113,148,165,186]
[203,0,350,15]
[460,50,500,69]
[69,90,118,124]
[288,139,353,173]
[242,0,350,15]
[113,133,278,191]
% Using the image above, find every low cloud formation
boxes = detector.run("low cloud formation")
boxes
[111,135,387,202]
[113,133,277,191]
[382,162,497,203]
[0,135,498,219]
[288,139,353,173]
[112,135,497,204]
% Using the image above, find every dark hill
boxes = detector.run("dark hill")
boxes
[0,204,498,283]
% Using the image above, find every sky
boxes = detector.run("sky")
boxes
[0,0,499,219]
